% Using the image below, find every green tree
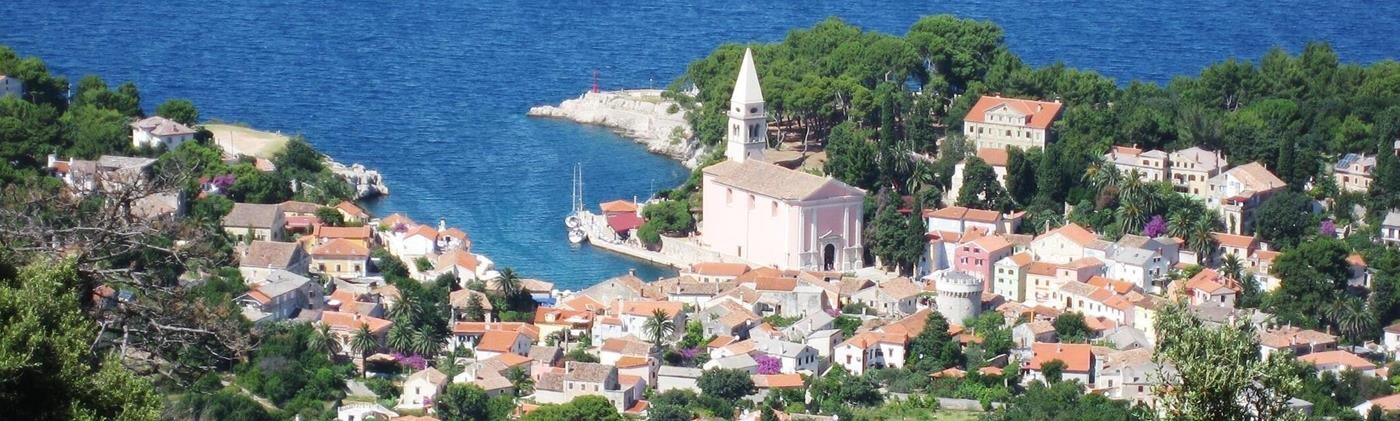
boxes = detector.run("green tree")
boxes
[351,325,378,362]
[1005,147,1039,205]
[1254,191,1315,249]
[314,207,345,227]
[697,368,756,401]
[273,137,325,174]
[0,96,62,169]
[644,308,676,348]
[639,200,694,244]
[956,156,1010,211]
[505,365,534,397]
[1153,301,1305,420]
[520,395,623,421]
[436,384,511,421]
[0,260,163,420]
[988,381,1135,421]
[1040,359,1065,384]
[155,98,200,126]
[1370,138,1400,212]
[823,121,879,190]
[1267,237,1351,327]
[906,310,961,373]
[62,105,132,158]
[464,293,486,322]
[1052,313,1091,343]
[386,322,413,353]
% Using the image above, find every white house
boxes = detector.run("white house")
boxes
[833,331,906,375]
[397,368,447,410]
[130,116,196,150]
[1381,210,1400,246]
[0,75,21,98]
[1030,223,1101,264]
[473,330,532,361]
[1024,343,1094,386]
[754,337,821,374]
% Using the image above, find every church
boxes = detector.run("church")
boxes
[700,49,866,272]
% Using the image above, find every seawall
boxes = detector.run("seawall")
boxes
[528,89,702,167]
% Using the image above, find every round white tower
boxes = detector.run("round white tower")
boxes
[936,271,984,325]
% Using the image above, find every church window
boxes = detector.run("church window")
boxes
[732,124,738,136]
[750,107,758,114]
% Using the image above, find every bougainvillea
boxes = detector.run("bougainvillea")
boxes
[755,354,781,375]
[1143,215,1167,237]
[1320,219,1337,237]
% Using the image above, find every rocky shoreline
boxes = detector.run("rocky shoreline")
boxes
[527,89,703,167]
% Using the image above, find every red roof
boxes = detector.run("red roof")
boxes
[336,201,368,218]
[1028,342,1093,373]
[599,200,639,214]
[965,96,1064,130]
[977,148,1009,167]
[607,212,643,233]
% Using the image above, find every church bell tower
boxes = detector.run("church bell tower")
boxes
[725,48,767,163]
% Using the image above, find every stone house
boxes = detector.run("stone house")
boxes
[236,269,320,324]
[962,95,1063,151]
[239,240,310,282]
[310,238,369,279]
[222,203,285,242]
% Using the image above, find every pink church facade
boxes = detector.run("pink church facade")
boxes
[697,48,866,272]
[701,162,865,271]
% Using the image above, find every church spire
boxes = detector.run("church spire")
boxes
[731,48,764,105]
[725,48,767,163]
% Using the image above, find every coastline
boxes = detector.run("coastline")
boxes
[527,89,704,168]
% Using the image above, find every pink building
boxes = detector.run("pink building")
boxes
[699,49,866,271]
[953,235,1013,292]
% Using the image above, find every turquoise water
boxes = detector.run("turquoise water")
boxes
[2,1,1396,289]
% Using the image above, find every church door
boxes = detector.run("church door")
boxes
[823,244,836,271]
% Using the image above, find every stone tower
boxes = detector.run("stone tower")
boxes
[936,271,984,325]
[725,48,766,163]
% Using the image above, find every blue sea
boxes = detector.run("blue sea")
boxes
[2,1,1396,290]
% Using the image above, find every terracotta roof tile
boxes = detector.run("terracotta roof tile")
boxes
[1029,342,1093,372]
[689,262,751,277]
[311,238,369,258]
[965,96,1064,129]
[476,330,524,353]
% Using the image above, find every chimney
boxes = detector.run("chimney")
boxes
[46,153,57,169]
[438,217,447,232]
[628,268,636,277]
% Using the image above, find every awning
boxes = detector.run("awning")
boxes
[607,212,643,233]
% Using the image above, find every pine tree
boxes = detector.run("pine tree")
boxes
[1371,139,1400,212]
[464,293,485,322]
[1005,147,1039,205]
[907,97,937,154]
[1036,145,1066,204]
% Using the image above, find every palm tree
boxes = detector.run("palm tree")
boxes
[1330,297,1376,343]
[351,324,378,361]
[386,321,414,353]
[1116,201,1146,235]
[1083,156,1122,195]
[411,329,439,357]
[307,324,336,357]
[1188,217,1217,257]
[643,308,676,348]
[389,294,418,324]
[1168,211,1194,239]
[505,366,534,397]
[495,268,522,302]
[1221,255,1244,282]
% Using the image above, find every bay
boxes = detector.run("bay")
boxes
[1,1,1395,289]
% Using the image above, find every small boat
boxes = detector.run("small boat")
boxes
[564,214,581,229]
[568,228,587,244]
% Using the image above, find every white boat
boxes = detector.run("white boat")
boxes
[568,228,587,244]
[564,214,581,228]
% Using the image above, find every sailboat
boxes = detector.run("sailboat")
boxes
[565,163,587,244]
